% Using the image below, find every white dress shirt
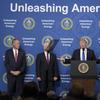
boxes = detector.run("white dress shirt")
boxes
[80,48,87,61]
[13,48,18,58]
[44,51,50,61]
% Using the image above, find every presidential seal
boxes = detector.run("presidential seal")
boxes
[3,35,15,48]
[23,17,35,30]
[26,53,34,66]
[78,63,89,74]
[61,18,73,30]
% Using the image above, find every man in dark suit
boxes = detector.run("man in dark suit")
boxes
[36,38,59,93]
[59,38,96,62]
[58,38,96,97]
[5,39,26,97]
[71,39,96,61]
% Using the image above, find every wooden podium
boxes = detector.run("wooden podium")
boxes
[71,61,97,97]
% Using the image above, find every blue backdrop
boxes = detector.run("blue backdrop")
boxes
[0,0,100,96]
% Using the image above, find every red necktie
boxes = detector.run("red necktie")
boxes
[47,52,50,64]
[15,50,18,62]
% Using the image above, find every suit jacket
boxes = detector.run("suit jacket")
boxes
[72,48,96,60]
[36,52,59,80]
[65,48,96,63]
[5,48,26,74]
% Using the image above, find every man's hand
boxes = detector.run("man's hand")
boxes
[10,71,21,76]
[15,71,21,76]
[37,77,41,81]
[53,76,58,81]
[10,71,15,75]
[57,57,65,62]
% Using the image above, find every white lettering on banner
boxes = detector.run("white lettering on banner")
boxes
[72,3,100,13]
[10,3,100,14]
[10,3,69,15]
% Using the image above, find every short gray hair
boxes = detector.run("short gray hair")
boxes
[44,38,52,45]
[80,38,87,44]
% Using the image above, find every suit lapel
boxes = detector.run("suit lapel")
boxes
[43,52,47,64]
[11,49,16,62]
[78,49,81,60]
[17,50,21,63]
[87,49,89,60]
[49,53,52,64]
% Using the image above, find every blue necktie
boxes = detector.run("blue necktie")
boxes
[82,49,85,61]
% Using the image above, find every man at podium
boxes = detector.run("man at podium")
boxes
[59,38,96,97]
[71,38,96,61]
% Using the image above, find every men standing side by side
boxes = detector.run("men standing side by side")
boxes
[36,38,59,94]
[5,39,26,97]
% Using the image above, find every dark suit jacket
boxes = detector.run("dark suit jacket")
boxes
[5,48,26,74]
[72,48,96,60]
[36,52,59,80]
[65,48,96,63]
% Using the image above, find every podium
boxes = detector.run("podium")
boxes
[70,60,97,97]
[71,61,97,79]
